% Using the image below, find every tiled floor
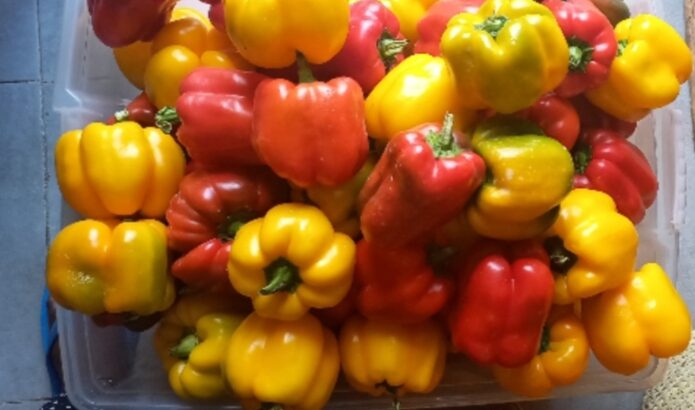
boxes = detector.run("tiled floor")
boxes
[0,0,691,409]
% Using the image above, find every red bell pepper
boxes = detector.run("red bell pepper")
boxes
[573,129,658,224]
[166,168,289,289]
[176,68,268,170]
[311,0,407,94]
[517,94,580,150]
[313,285,358,330]
[414,0,484,56]
[87,0,177,48]
[252,59,369,188]
[106,92,158,127]
[449,239,554,367]
[358,113,486,248]
[354,239,454,324]
[572,95,637,138]
[542,0,617,97]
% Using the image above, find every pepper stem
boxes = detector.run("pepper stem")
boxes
[114,109,129,122]
[261,258,301,295]
[378,31,409,70]
[573,143,592,175]
[296,54,316,83]
[425,113,462,158]
[543,237,578,274]
[155,106,180,134]
[475,15,508,39]
[375,382,401,410]
[617,39,628,57]
[567,37,594,73]
[218,211,256,241]
[169,334,199,360]
[539,325,551,354]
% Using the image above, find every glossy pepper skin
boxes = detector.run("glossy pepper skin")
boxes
[46,219,175,316]
[583,263,691,375]
[587,0,630,26]
[574,129,657,224]
[312,0,407,94]
[55,122,185,219]
[225,313,340,410]
[450,239,554,367]
[515,94,580,150]
[340,315,448,398]
[252,66,369,188]
[492,309,589,397]
[572,95,636,138]
[546,189,638,304]
[359,114,486,248]
[354,239,454,323]
[467,118,574,240]
[176,68,268,169]
[154,292,246,400]
[543,0,617,97]
[224,0,350,68]
[87,0,176,47]
[106,92,158,127]
[441,0,569,113]
[166,168,289,290]
[414,0,484,56]
[228,203,356,320]
[375,0,438,41]
[586,15,693,121]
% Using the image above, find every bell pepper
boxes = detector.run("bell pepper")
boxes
[366,54,473,141]
[587,0,630,26]
[252,60,369,188]
[223,0,350,68]
[449,239,554,367]
[433,211,481,251]
[91,311,163,332]
[339,315,448,399]
[313,285,358,330]
[583,263,691,375]
[441,0,569,113]
[467,118,574,240]
[414,0,484,56]
[515,94,580,150]
[544,188,638,304]
[586,15,693,121]
[87,0,176,47]
[106,92,158,127]
[227,203,356,320]
[543,0,617,97]
[201,0,226,32]
[225,312,340,410]
[154,292,246,400]
[46,219,175,316]
[55,121,185,219]
[167,168,289,290]
[175,67,268,169]
[374,0,439,41]
[359,114,486,248]
[113,41,153,90]
[354,239,454,323]
[572,95,636,138]
[492,308,589,397]
[311,0,407,94]
[574,129,657,224]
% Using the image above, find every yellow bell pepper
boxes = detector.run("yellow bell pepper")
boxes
[492,308,589,397]
[366,54,475,141]
[46,219,175,316]
[339,315,447,400]
[582,263,691,375]
[546,188,638,305]
[306,157,375,238]
[227,203,356,321]
[224,0,350,68]
[154,292,245,400]
[55,121,185,219]
[441,0,569,113]
[374,0,438,41]
[586,15,692,121]
[225,312,340,410]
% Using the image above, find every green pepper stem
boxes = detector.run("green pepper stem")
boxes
[425,113,462,158]
[475,15,508,39]
[114,109,129,122]
[573,143,592,175]
[378,31,409,70]
[539,325,551,354]
[169,334,200,360]
[567,37,595,73]
[296,54,316,83]
[261,258,301,295]
[543,236,578,275]
[155,106,180,134]
[219,211,256,241]
[617,39,628,57]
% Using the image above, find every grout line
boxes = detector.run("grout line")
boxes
[36,0,50,249]
[0,79,40,84]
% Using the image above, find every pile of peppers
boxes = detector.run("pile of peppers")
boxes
[46,0,692,406]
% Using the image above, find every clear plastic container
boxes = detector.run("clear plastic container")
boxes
[52,0,686,408]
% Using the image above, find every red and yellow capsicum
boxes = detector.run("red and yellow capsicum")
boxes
[414,0,484,56]
[88,0,176,47]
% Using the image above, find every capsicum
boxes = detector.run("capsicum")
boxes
[55,121,185,219]
[492,308,589,397]
[46,219,175,316]
[225,313,340,410]
[543,0,617,97]
[515,94,580,150]
[107,92,158,127]
[586,15,693,121]
[414,0,484,56]
[252,59,369,188]
[374,0,438,41]
[449,239,554,367]
[227,203,356,320]
[88,0,176,47]
[175,67,268,169]
[166,168,289,291]
[223,0,350,68]
[441,0,569,113]
[583,263,691,375]
[572,95,636,138]
[359,114,486,248]
[545,188,638,305]
[467,118,574,240]
[574,129,658,224]
[586,0,631,26]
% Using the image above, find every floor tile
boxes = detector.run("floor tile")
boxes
[38,0,64,83]
[0,0,39,82]
[42,82,62,239]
